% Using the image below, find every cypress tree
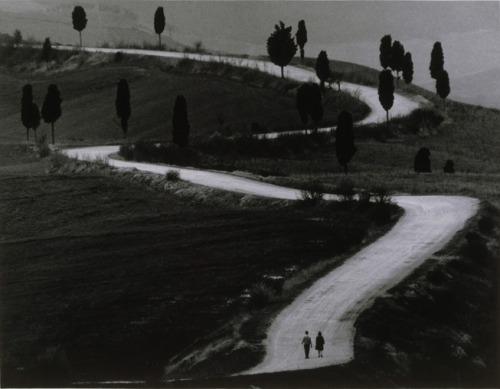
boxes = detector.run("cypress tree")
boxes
[154,7,166,49]
[42,37,52,70]
[41,84,62,144]
[402,52,414,85]
[429,42,444,80]
[296,84,310,125]
[379,35,392,69]
[296,83,322,130]
[266,21,297,79]
[378,69,394,129]
[13,29,22,47]
[115,79,131,138]
[21,84,38,142]
[436,70,450,110]
[172,95,190,147]
[72,6,87,47]
[335,110,357,174]
[295,20,308,64]
[309,83,323,128]
[389,40,405,85]
[315,50,330,93]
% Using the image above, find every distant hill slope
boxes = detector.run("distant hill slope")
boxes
[0,0,185,50]
[423,68,500,110]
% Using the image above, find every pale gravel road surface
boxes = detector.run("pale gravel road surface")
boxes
[63,147,479,374]
[60,48,477,375]
[55,45,423,138]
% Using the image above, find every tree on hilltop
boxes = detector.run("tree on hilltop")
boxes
[72,6,87,47]
[379,35,392,69]
[267,21,297,79]
[172,95,190,147]
[13,29,22,47]
[429,41,444,80]
[154,7,166,49]
[42,37,52,70]
[315,50,330,93]
[41,84,62,144]
[295,20,308,64]
[436,70,450,110]
[378,69,394,129]
[389,40,405,85]
[115,79,131,138]
[335,110,357,174]
[402,52,414,85]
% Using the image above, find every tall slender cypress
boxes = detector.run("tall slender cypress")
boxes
[436,70,450,110]
[389,40,405,85]
[296,83,322,129]
[315,50,331,93]
[402,52,414,85]
[42,37,52,70]
[72,6,87,47]
[379,35,392,69]
[295,20,308,64]
[429,42,444,80]
[21,84,35,142]
[172,95,190,147]
[378,69,394,129]
[115,79,131,138]
[41,84,62,144]
[154,7,166,49]
[335,111,357,174]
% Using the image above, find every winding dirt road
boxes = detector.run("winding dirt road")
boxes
[55,45,422,138]
[61,47,478,375]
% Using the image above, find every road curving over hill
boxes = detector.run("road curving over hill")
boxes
[54,44,423,138]
[61,48,478,376]
[63,146,479,375]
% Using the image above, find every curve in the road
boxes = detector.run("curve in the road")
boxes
[62,146,479,375]
[54,44,423,138]
[60,47,477,376]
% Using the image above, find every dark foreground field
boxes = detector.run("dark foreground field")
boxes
[0,145,397,386]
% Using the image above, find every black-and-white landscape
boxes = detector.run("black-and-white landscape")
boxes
[0,1,498,388]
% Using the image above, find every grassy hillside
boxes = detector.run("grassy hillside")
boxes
[1,45,498,387]
[0,147,398,386]
[0,46,368,144]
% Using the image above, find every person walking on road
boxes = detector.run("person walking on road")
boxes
[315,331,325,358]
[302,331,312,358]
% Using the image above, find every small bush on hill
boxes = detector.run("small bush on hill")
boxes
[50,152,70,169]
[166,169,180,181]
[36,134,50,158]
[300,180,324,205]
[336,178,356,201]
[248,283,276,309]
[403,108,444,134]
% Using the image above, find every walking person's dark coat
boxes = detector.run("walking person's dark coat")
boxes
[315,331,325,357]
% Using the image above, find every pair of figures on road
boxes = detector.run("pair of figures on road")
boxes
[301,331,324,358]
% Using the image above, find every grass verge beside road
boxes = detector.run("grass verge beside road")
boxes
[0,146,399,386]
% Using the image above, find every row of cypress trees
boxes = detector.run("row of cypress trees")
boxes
[22,77,190,146]
[378,36,452,130]
[114,79,190,146]
[70,5,167,49]
[266,20,357,172]
[21,84,61,144]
